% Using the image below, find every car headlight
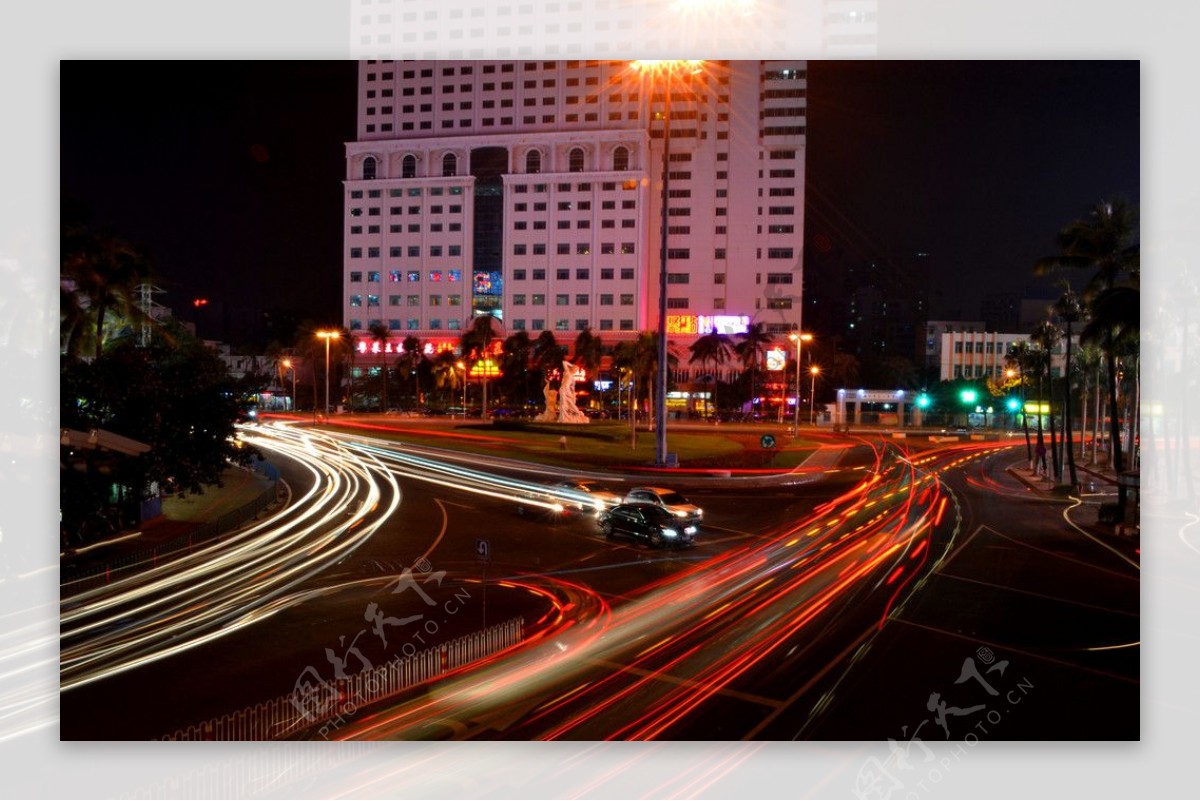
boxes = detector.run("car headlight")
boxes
[674,510,688,517]
[684,526,697,535]
[661,528,678,537]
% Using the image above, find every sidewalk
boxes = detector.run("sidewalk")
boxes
[1005,454,1140,540]
[61,464,280,581]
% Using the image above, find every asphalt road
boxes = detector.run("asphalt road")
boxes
[60,427,1137,743]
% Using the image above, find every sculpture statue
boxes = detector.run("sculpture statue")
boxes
[534,377,558,422]
[557,361,590,424]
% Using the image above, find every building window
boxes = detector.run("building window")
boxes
[367,270,381,282]
[532,293,546,305]
[620,268,635,280]
[576,294,588,305]
[767,298,792,310]
[525,149,541,174]
[613,146,629,171]
[388,295,401,306]
[556,294,569,306]
[350,271,363,282]
[766,272,793,284]
[363,156,377,180]
[620,294,634,306]
[389,270,402,282]
[568,147,585,172]
[556,320,570,331]
[667,273,689,284]
[350,294,363,307]
[442,153,457,177]
[402,155,417,178]
[666,298,689,309]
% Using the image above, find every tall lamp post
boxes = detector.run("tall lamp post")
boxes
[456,361,467,417]
[317,330,340,417]
[809,365,820,425]
[633,60,703,467]
[282,358,297,412]
[788,332,812,432]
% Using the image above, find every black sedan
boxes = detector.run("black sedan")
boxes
[598,503,698,548]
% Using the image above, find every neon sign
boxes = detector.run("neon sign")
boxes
[698,314,750,335]
[765,348,787,371]
[666,315,698,334]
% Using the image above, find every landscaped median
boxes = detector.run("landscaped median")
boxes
[281,415,828,474]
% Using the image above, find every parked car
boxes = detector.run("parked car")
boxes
[621,486,703,523]
[598,503,697,548]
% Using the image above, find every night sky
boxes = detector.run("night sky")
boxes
[60,60,1139,341]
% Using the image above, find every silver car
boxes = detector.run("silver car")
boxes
[621,486,703,523]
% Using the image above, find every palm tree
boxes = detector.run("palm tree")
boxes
[400,334,424,409]
[826,352,861,391]
[531,330,565,375]
[501,330,534,409]
[367,322,392,412]
[1052,287,1084,487]
[1035,198,1139,512]
[61,229,153,361]
[1032,321,1062,482]
[431,349,463,410]
[461,313,504,413]
[1006,341,1037,464]
[688,332,734,417]
[734,322,774,412]
[571,329,604,375]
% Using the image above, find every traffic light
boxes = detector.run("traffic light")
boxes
[1005,397,1020,412]
[916,393,931,409]
[960,389,978,405]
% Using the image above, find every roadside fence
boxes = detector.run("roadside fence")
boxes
[162,617,525,741]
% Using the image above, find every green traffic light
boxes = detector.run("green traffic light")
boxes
[916,394,931,409]
[960,389,978,404]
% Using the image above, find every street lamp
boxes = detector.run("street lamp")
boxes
[632,59,703,467]
[456,360,467,417]
[809,365,820,425]
[282,358,297,412]
[316,330,340,417]
[788,332,812,433]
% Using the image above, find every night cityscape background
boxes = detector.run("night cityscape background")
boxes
[61,60,1138,366]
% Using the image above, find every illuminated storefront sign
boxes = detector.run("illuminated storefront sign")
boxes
[356,338,460,356]
[666,315,698,335]
[766,347,787,371]
[698,315,750,335]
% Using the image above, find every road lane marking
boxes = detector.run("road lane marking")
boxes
[931,570,1139,617]
[891,618,1140,684]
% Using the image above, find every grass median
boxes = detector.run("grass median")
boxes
[317,417,824,472]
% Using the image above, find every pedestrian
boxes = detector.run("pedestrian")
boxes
[1035,441,1047,476]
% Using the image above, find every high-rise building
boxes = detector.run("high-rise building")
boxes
[342,59,806,366]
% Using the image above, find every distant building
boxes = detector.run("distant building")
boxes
[922,319,985,372]
[939,330,1076,382]
[341,59,808,362]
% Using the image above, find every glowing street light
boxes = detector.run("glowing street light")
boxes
[282,358,297,412]
[788,332,813,433]
[456,360,467,417]
[316,330,340,417]
[809,365,820,425]
[632,59,704,466]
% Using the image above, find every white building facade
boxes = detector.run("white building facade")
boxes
[342,59,807,361]
[939,331,1077,382]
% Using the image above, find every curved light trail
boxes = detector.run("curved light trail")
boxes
[60,425,401,691]
[330,443,952,741]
